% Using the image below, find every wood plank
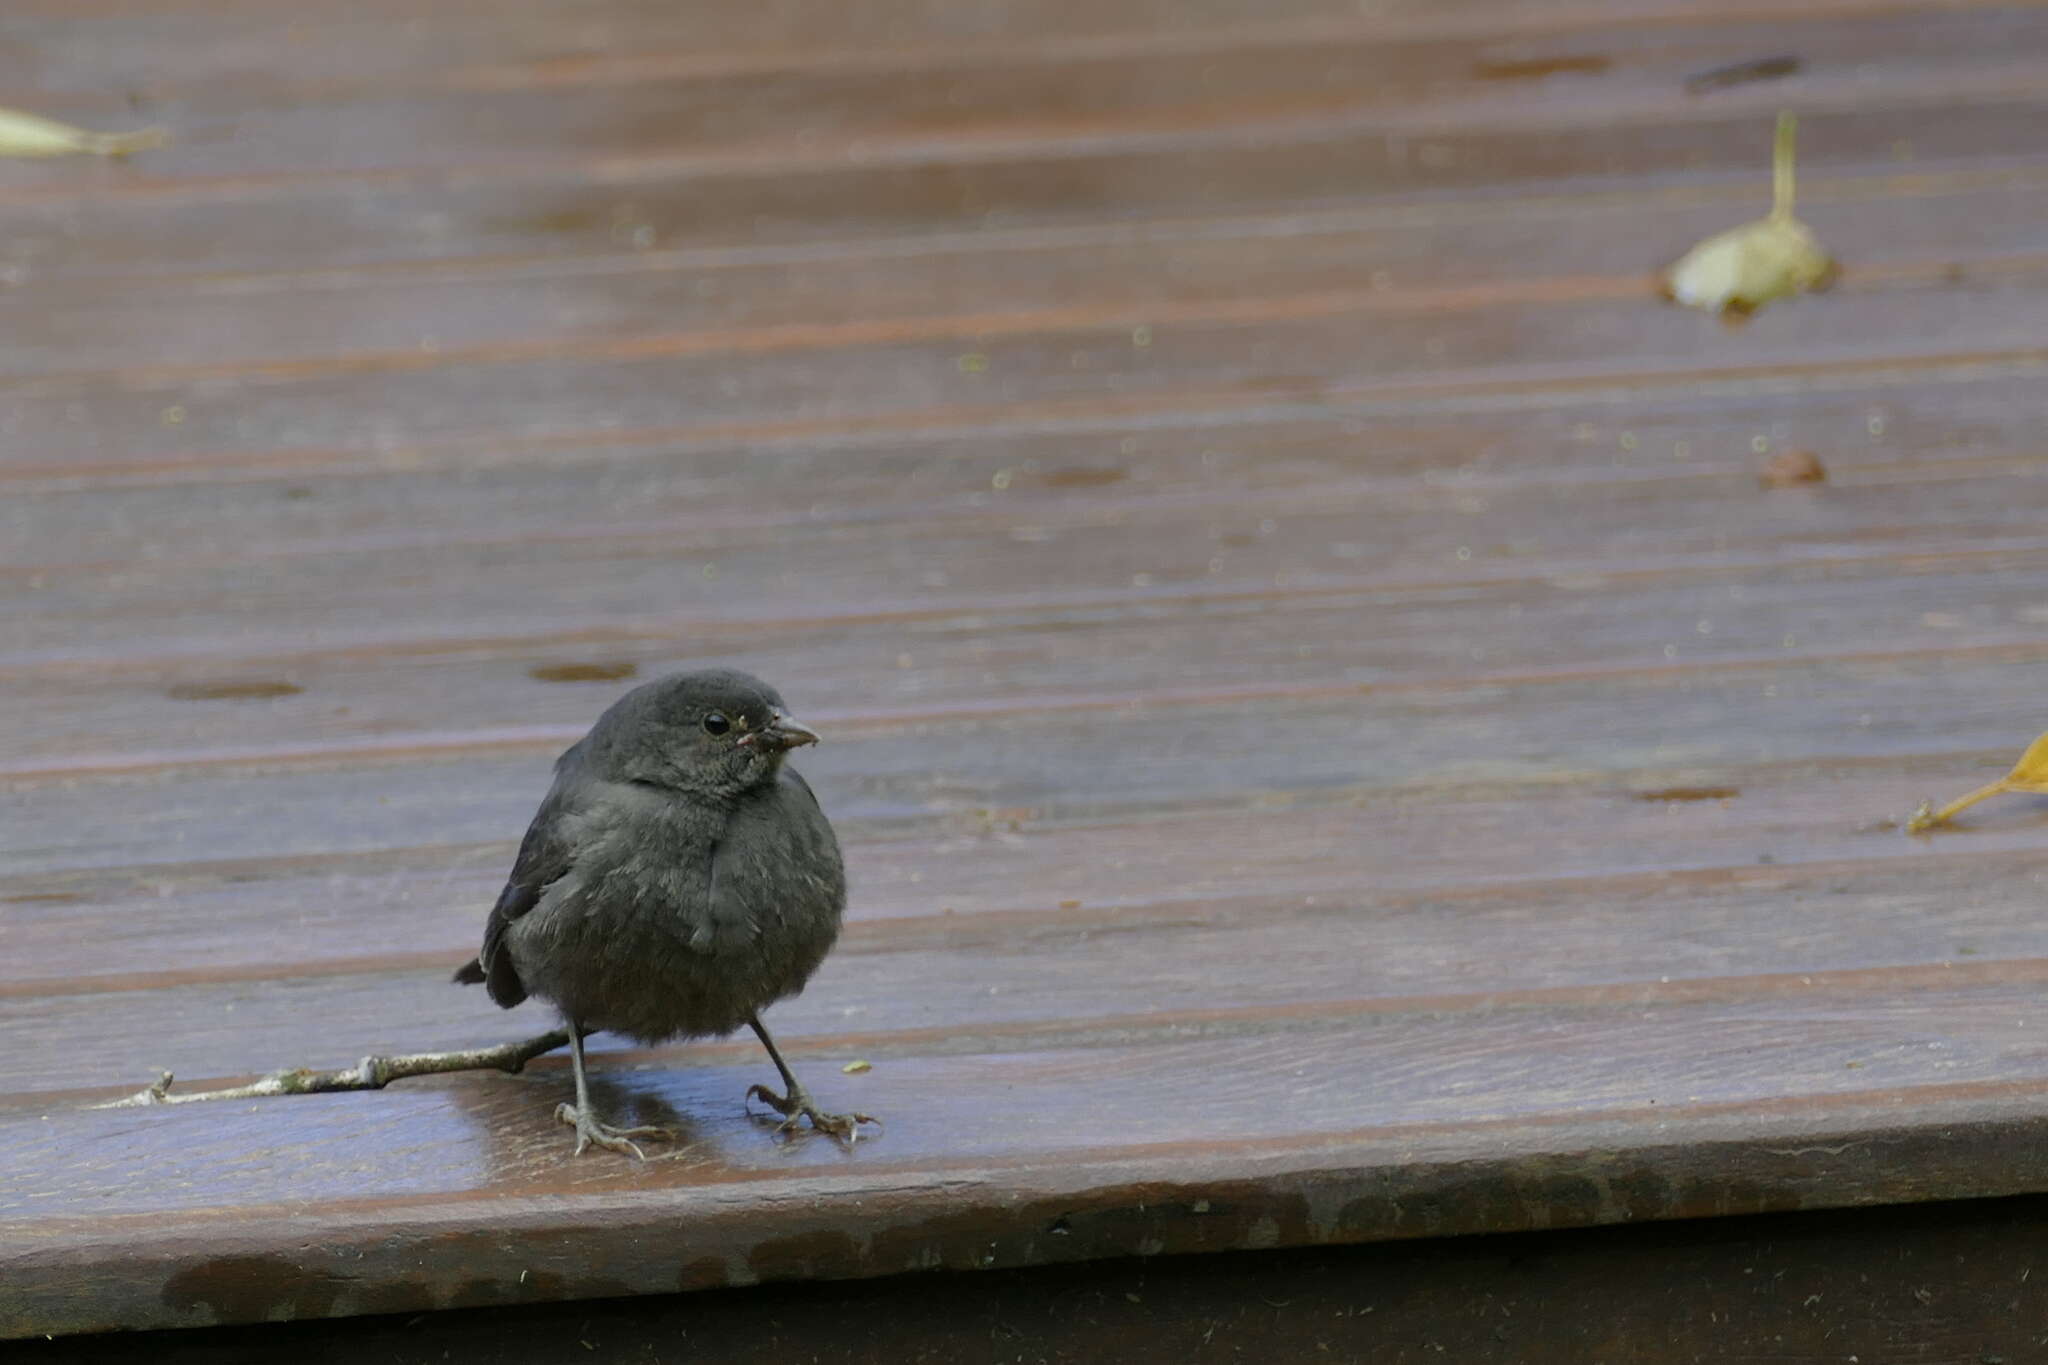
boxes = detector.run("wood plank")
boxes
[0,0,1671,102]
[9,97,2048,281]
[7,1006,2048,1336]
[6,271,2047,487]
[12,437,2048,674]
[11,176,2048,382]
[9,826,2048,1096]
[6,0,2004,101]
[6,7,2046,192]
[8,644,2048,877]
[12,975,2048,1167]
[7,744,2045,990]
[22,1194,2048,1365]
[8,547,2048,769]
[10,974,2048,1192]
[11,331,2048,507]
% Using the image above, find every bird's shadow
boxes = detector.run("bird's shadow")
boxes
[579,1072,870,1160]
[579,1073,705,1153]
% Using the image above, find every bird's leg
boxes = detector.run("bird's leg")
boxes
[744,1012,878,1143]
[553,1024,673,1158]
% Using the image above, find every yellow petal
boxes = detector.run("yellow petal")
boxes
[1907,729,2048,831]
[0,105,167,158]
[2003,729,2048,793]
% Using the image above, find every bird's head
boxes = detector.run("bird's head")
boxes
[588,667,820,800]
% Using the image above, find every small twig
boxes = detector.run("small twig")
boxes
[90,1029,571,1109]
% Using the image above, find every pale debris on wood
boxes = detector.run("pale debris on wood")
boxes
[1660,112,1836,322]
[0,105,168,158]
[90,1029,571,1108]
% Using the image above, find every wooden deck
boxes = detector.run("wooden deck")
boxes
[7,0,2048,1343]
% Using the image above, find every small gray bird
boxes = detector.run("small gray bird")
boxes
[454,668,871,1156]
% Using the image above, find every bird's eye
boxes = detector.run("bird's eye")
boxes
[702,711,731,736]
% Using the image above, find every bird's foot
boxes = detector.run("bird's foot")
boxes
[553,1101,674,1159]
[745,1082,879,1144]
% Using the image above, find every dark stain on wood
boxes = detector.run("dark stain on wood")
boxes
[1634,786,1740,802]
[747,1229,868,1284]
[1473,54,1612,81]
[164,681,304,701]
[442,1269,595,1310]
[675,1256,733,1292]
[1042,466,1128,488]
[528,661,639,683]
[1685,55,1804,93]
[160,1256,353,1322]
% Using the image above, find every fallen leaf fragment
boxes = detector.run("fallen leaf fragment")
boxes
[1758,448,1827,487]
[1660,113,1835,321]
[841,1059,872,1074]
[1907,730,2048,832]
[0,105,167,159]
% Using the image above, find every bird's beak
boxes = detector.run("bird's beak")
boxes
[739,713,820,751]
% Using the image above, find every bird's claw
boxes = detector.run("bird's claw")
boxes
[554,1101,674,1159]
[745,1083,879,1144]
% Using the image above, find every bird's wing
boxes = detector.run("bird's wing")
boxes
[456,781,577,1008]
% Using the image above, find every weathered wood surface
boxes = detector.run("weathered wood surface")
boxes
[7,0,2048,1340]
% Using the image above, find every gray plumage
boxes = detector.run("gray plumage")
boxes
[454,668,871,1155]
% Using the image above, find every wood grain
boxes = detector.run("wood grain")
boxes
[7,0,2048,1342]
